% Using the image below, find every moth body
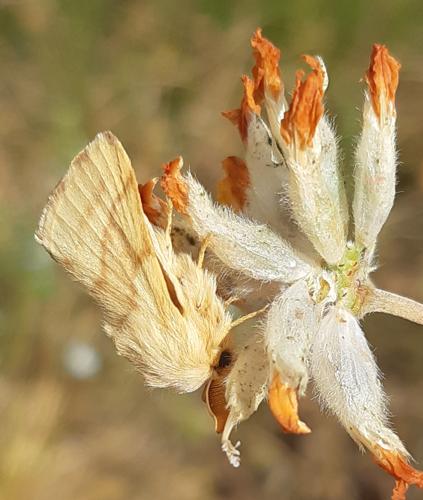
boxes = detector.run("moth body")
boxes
[35,131,233,394]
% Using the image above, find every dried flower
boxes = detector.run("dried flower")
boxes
[163,31,423,499]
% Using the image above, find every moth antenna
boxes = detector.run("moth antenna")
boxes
[197,234,212,268]
[364,288,423,325]
[230,305,268,330]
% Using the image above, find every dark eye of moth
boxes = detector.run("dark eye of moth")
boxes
[217,350,232,369]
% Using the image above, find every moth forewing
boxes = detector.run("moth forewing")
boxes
[35,131,232,393]
[36,132,148,310]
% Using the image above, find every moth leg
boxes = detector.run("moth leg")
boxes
[197,234,211,268]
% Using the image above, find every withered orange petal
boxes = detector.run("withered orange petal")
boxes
[365,44,401,118]
[280,55,324,149]
[250,27,282,104]
[280,69,303,145]
[242,75,261,114]
[216,156,250,212]
[138,178,168,228]
[268,373,311,435]
[203,376,230,434]
[373,447,423,498]
[221,108,241,128]
[302,54,322,72]
[392,480,409,500]
[160,157,189,215]
[222,75,260,143]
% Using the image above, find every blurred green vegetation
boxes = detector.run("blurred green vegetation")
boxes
[1,1,423,499]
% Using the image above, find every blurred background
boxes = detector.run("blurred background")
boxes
[1,1,423,499]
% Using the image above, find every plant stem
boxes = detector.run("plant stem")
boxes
[365,288,423,325]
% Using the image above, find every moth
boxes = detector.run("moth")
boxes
[35,131,253,394]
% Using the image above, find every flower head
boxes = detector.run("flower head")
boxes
[162,30,423,500]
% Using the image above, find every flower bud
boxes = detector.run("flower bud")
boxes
[353,44,401,253]
[279,56,348,265]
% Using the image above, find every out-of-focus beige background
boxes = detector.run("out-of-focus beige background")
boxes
[1,1,423,499]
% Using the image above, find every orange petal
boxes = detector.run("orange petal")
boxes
[250,27,282,104]
[372,447,423,499]
[365,44,401,118]
[268,372,311,435]
[222,75,260,143]
[216,156,250,212]
[392,480,409,500]
[138,178,168,228]
[160,157,188,215]
[280,55,324,149]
